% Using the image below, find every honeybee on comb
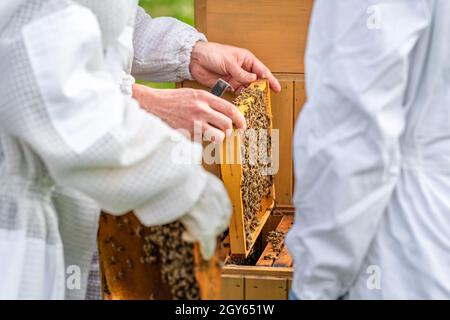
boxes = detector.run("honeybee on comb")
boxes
[233,85,274,247]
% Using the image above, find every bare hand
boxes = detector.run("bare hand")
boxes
[133,84,246,142]
[189,41,281,93]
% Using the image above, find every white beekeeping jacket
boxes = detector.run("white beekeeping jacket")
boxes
[287,0,450,299]
[0,0,207,299]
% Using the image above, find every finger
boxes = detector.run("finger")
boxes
[246,56,282,93]
[266,73,282,93]
[227,78,244,92]
[202,122,226,143]
[205,108,233,133]
[203,92,247,130]
[227,61,257,86]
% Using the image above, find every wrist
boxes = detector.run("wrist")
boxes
[189,41,208,74]
[191,40,208,60]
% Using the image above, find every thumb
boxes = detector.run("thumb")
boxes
[227,62,257,85]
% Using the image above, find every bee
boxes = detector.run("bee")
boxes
[134,226,143,238]
[114,270,124,281]
[103,235,112,244]
[126,258,133,269]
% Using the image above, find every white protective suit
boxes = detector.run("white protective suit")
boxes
[0,0,221,300]
[286,0,450,299]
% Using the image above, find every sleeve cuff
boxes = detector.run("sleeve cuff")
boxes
[175,31,207,81]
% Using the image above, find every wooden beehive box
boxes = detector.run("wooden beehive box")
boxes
[181,0,314,300]
[195,0,312,74]
[221,206,294,300]
[220,80,275,256]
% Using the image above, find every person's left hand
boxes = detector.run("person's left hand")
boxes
[189,41,281,93]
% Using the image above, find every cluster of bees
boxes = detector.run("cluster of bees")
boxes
[233,87,274,248]
[139,221,200,300]
[226,247,259,266]
[263,230,285,260]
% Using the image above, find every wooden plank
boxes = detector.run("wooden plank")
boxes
[293,80,306,190]
[273,205,295,215]
[194,0,207,34]
[203,0,313,74]
[273,245,293,268]
[247,205,273,255]
[182,74,304,85]
[221,234,231,258]
[245,276,288,300]
[275,73,305,82]
[222,265,293,278]
[221,133,246,254]
[294,79,307,121]
[271,81,294,205]
[221,275,245,300]
[194,243,223,300]
[278,214,294,231]
[202,140,221,177]
[256,214,293,266]
[261,212,282,250]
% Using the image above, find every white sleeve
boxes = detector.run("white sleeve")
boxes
[131,6,207,82]
[9,4,208,226]
[287,0,430,299]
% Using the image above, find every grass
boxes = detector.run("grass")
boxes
[137,0,195,89]
[139,0,194,26]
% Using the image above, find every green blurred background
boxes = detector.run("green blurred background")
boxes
[138,0,195,89]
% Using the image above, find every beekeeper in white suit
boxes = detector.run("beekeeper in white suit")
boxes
[0,0,279,300]
[287,0,450,299]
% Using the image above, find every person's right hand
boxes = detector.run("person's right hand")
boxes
[180,173,232,260]
[133,84,246,142]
